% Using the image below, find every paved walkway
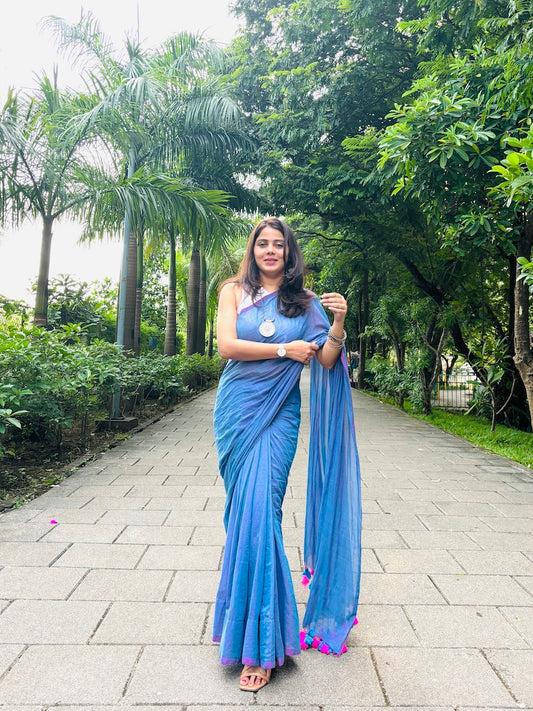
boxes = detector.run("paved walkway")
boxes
[0,372,532,710]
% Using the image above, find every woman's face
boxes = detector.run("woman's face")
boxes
[253,225,286,281]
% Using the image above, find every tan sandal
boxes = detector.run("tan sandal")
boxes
[239,665,271,692]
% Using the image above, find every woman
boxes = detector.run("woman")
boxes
[213,218,361,692]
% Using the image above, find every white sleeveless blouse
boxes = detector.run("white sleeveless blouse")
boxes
[237,287,270,315]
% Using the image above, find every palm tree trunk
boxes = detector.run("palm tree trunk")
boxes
[186,248,200,355]
[196,248,207,355]
[133,233,144,356]
[164,230,178,356]
[207,321,214,358]
[33,216,53,328]
[123,233,138,353]
[115,148,136,357]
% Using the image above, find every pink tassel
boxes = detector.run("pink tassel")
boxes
[301,567,314,586]
[299,621,356,656]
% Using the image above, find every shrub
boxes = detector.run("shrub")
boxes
[0,322,224,465]
[0,325,122,450]
[368,355,424,411]
[119,353,184,413]
[175,353,225,391]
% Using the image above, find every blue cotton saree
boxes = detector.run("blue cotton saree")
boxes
[213,290,361,669]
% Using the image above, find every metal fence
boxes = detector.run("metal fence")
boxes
[431,372,479,410]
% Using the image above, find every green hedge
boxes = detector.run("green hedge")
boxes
[0,324,224,457]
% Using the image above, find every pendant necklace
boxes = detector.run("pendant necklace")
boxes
[259,318,276,337]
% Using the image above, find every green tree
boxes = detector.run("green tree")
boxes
[490,130,533,424]
[377,1,533,426]
[229,0,424,378]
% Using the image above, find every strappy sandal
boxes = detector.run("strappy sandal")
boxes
[239,665,271,692]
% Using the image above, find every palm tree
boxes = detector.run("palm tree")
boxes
[139,186,233,357]
[178,151,260,354]
[181,213,252,355]
[46,13,250,355]
[164,247,189,356]
[205,235,247,357]
[0,72,101,327]
[0,72,210,329]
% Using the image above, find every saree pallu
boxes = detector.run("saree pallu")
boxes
[213,291,361,668]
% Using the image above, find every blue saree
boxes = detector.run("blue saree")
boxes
[213,290,361,669]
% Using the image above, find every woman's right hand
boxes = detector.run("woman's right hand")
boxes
[285,340,319,364]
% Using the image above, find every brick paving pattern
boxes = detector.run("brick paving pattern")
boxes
[0,371,532,709]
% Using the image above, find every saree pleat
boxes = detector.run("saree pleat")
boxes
[213,368,301,667]
[213,291,361,667]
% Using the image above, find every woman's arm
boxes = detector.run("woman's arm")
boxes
[216,283,319,363]
[315,292,348,370]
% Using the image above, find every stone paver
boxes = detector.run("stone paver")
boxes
[0,645,140,704]
[0,599,107,644]
[373,648,514,706]
[70,568,173,601]
[0,566,86,599]
[0,377,532,707]
[91,601,207,644]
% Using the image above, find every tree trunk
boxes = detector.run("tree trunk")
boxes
[420,326,447,415]
[393,341,405,373]
[513,221,533,427]
[186,248,200,355]
[133,233,144,357]
[123,233,138,353]
[196,248,207,355]
[207,321,214,358]
[33,217,53,328]
[507,253,516,355]
[400,252,529,426]
[357,267,369,389]
[164,231,178,356]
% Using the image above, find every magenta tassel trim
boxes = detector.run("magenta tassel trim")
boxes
[299,618,358,657]
[301,568,314,586]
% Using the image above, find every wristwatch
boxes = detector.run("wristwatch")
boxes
[277,344,286,358]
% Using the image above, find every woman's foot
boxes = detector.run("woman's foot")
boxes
[239,665,271,692]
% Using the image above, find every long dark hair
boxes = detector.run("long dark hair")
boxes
[232,217,312,318]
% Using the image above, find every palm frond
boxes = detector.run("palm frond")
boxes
[42,12,115,74]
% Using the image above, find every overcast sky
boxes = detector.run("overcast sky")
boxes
[0,1,241,302]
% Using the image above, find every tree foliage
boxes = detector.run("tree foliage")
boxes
[231,0,533,429]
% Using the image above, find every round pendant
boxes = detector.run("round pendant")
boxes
[259,319,276,337]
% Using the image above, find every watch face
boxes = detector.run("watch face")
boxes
[277,345,286,357]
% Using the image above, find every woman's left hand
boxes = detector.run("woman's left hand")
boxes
[320,292,347,322]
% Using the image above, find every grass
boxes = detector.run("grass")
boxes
[365,392,533,469]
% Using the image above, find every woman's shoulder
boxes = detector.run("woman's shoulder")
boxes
[220,281,242,296]
[219,281,243,309]
[304,288,320,304]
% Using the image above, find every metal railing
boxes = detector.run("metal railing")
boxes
[431,373,479,410]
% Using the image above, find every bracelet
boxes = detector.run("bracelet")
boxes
[327,328,346,344]
[326,339,343,350]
